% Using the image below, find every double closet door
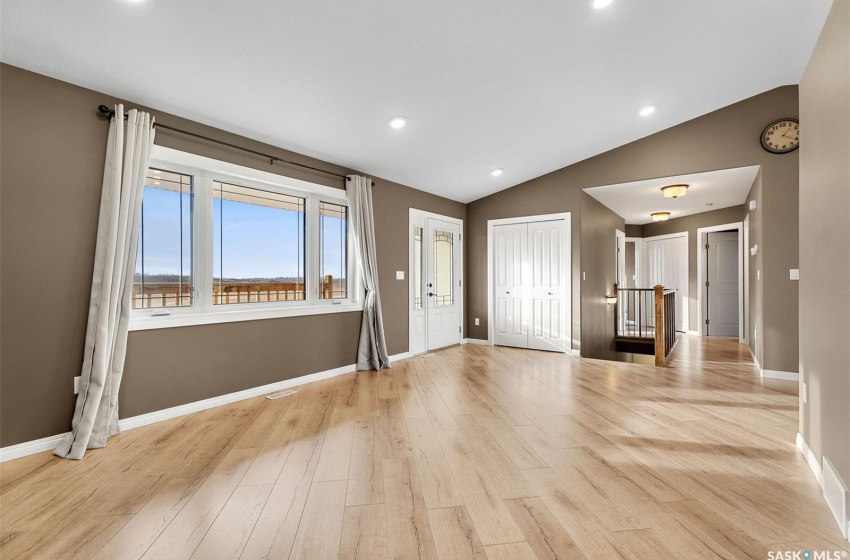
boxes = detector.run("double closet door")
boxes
[493,220,568,352]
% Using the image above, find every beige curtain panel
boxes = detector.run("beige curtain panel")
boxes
[347,175,391,370]
[55,105,155,460]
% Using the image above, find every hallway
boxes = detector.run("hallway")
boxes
[1,336,846,559]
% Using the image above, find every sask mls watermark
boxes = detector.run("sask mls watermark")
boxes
[768,551,848,560]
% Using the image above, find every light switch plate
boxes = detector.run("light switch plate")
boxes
[74,376,81,395]
[475,318,480,326]
[790,269,800,280]
[749,200,757,211]
[801,381,807,404]
[396,271,404,280]
[757,270,760,280]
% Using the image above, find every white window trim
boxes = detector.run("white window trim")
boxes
[129,146,361,331]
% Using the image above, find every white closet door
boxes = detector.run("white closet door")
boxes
[527,220,567,352]
[645,236,687,332]
[493,223,528,348]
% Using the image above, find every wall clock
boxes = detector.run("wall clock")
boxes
[760,118,799,154]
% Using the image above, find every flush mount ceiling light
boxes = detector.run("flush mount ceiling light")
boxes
[651,212,671,221]
[388,116,407,129]
[491,168,504,177]
[661,184,688,198]
[592,0,614,8]
[639,105,656,117]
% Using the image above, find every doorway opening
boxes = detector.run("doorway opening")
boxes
[697,222,744,340]
[409,209,464,355]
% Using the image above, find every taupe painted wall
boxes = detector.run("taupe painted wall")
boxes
[580,193,625,360]
[466,86,800,370]
[639,205,747,332]
[799,0,850,487]
[0,64,465,446]
[745,172,764,367]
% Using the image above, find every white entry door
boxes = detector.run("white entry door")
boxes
[410,211,463,354]
[645,235,688,332]
[493,220,568,352]
[705,231,739,336]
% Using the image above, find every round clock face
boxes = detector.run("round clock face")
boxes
[761,118,799,153]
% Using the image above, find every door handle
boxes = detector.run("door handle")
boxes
[428,292,435,297]
[506,291,510,294]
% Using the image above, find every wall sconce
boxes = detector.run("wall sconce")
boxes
[661,184,689,198]
[606,295,618,304]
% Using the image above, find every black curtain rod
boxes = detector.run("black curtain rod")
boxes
[97,105,373,186]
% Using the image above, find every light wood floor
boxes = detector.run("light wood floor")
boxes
[2,336,848,559]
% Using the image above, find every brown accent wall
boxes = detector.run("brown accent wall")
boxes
[0,64,465,446]
[799,0,850,486]
[466,86,799,368]
[580,193,625,360]
[640,205,747,332]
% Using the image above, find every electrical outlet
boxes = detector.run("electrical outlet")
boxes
[475,318,480,326]
[790,269,799,280]
[74,376,81,395]
[801,381,807,404]
[396,271,405,280]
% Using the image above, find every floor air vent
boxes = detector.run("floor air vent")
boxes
[266,389,297,400]
[823,456,849,539]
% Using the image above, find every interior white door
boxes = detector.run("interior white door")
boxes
[616,229,626,288]
[706,231,739,336]
[493,223,528,348]
[527,221,567,351]
[645,235,687,332]
[426,219,461,350]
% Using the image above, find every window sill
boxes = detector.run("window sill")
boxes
[128,302,363,331]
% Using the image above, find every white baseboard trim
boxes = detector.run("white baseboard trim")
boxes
[686,330,700,336]
[797,433,850,542]
[462,338,490,346]
[0,434,69,463]
[749,347,799,381]
[1,351,411,463]
[797,433,825,486]
[567,348,581,357]
[761,369,799,381]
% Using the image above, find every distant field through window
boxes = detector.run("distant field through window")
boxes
[132,168,193,309]
[319,201,348,299]
[130,148,358,330]
[212,181,306,305]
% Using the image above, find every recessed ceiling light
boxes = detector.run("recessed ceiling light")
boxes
[639,106,656,117]
[388,116,407,129]
[491,168,504,177]
[592,0,614,8]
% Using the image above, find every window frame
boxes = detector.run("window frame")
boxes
[129,146,361,331]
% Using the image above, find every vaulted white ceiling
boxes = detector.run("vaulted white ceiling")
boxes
[1,0,832,202]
